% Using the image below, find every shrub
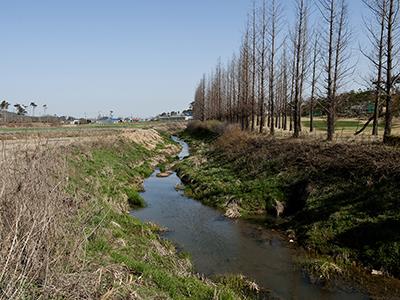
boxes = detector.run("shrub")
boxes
[185,120,227,139]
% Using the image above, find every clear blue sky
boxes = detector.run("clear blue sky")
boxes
[0,0,368,118]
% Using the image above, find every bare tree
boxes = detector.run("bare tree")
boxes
[298,10,310,133]
[383,0,400,142]
[319,0,351,141]
[281,44,289,130]
[276,44,290,130]
[267,0,283,135]
[356,0,388,136]
[310,33,320,132]
[292,0,309,138]
[239,29,251,129]
[229,57,238,122]
[258,0,269,133]
[193,75,206,121]
[191,0,399,144]
[250,2,258,131]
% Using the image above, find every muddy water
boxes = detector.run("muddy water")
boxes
[131,137,367,300]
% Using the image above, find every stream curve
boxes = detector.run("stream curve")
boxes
[131,136,367,300]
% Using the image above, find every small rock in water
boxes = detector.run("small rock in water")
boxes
[247,280,260,292]
[175,183,185,191]
[286,229,296,240]
[156,172,172,178]
[225,203,241,219]
[371,269,383,276]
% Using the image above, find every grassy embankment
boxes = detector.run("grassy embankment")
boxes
[0,121,186,141]
[177,121,400,294]
[0,128,260,299]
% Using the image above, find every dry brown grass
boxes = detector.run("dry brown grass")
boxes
[0,143,86,299]
[0,128,183,299]
[0,128,119,141]
[121,128,167,150]
[214,124,400,178]
[0,121,186,142]
[0,138,146,299]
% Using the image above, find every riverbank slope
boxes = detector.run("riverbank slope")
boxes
[0,127,259,299]
[177,121,400,298]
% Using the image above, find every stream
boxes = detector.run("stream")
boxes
[131,136,367,300]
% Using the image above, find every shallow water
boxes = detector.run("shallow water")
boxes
[131,137,367,300]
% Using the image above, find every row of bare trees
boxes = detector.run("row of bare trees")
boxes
[192,0,400,142]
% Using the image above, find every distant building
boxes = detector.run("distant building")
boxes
[152,108,193,122]
[70,118,91,125]
[96,117,122,124]
[155,114,192,122]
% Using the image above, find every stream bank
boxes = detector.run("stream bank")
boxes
[175,121,400,299]
[68,132,258,299]
[132,137,368,300]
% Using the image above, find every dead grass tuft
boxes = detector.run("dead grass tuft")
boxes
[0,144,84,299]
[121,129,163,150]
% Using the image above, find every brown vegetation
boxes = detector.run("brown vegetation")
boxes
[0,130,171,298]
[0,126,258,299]
[192,0,400,143]
[0,144,83,299]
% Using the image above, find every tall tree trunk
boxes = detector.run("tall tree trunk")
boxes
[372,0,387,136]
[269,0,279,135]
[326,0,335,141]
[259,0,268,134]
[310,37,318,132]
[383,0,395,142]
[293,0,306,138]
[251,3,257,131]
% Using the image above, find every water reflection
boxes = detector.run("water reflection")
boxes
[131,138,367,300]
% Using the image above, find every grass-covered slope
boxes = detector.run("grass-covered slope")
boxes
[177,121,400,281]
[0,128,262,299]
[67,136,261,299]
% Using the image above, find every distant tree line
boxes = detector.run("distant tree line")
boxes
[192,0,400,142]
[0,100,48,116]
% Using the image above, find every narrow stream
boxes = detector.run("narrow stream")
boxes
[131,137,367,300]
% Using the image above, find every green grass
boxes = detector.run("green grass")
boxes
[302,119,385,131]
[177,133,285,218]
[125,187,146,208]
[179,157,283,216]
[68,137,259,299]
[178,125,400,280]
